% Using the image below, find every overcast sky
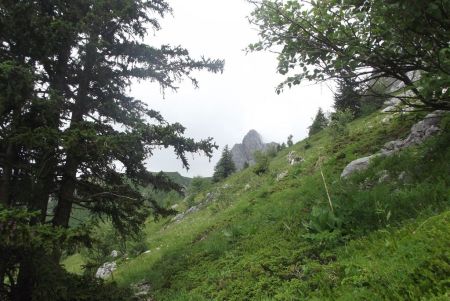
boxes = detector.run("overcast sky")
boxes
[131,0,334,177]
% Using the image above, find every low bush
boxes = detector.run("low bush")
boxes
[252,151,270,175]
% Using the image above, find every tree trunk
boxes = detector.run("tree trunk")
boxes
[0,143,14,206]
[51,41,96,261]
[12,256,34,301]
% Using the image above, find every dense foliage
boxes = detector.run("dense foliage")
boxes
[249,0,450,111]
[0,0,223,299]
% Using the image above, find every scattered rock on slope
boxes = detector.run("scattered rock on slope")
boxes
[95,261,117,279]
[287,151,304,165]
[341,154,381,179]
[341,110,445,178]
[276,170,288,181]
[381,110,444,153]
[231,130,278,170]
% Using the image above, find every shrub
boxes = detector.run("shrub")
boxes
[328,109,354,139]
[252,151,270,175]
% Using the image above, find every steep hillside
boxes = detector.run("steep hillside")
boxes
[65,110,450,300]
[157,172,193,188]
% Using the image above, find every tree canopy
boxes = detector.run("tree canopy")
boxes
[0,0,223,299]
[249,0,450,111]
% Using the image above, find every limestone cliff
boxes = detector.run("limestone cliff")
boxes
[231,130,278,170]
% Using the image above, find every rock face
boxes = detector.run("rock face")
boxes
[95,261,117,279]
[341,111,445,178]
[231,130,278,170]
[380,71,421,95]
[381,111,443,153]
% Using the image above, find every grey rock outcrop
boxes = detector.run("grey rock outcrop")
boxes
[381,111,443,153]
[341,110,445,178]
[378,71,421,95]
[276,170,288,181]
[231,130,278,170]
[341,154,381,178]
[172,191,217,223]
[95,261,117,279]
[287,151,304,165]
[133,281,153,300]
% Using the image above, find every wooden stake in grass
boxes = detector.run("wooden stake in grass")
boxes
[316,156,334,213]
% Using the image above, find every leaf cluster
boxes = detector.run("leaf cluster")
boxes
[249,0,450,110]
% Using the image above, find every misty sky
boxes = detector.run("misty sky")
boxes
[131,0,334,177]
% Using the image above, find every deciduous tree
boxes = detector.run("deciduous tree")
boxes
[249,0,450,111]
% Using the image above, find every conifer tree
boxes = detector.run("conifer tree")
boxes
[0,1,223,299]
[287,135,294,147]
[212,146,236,182]
[334,79,361,117]
[308,108,328,136]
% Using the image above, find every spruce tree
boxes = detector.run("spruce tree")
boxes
[308,108,328,136]
[334,79,361,117]
[212,146,236,182]
[287,135,294,147]
[0,1,223,299]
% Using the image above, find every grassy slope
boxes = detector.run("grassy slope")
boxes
[160,172,193,188]
[71,111,450,300]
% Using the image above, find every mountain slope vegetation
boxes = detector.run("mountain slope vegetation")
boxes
[66,109,449,300]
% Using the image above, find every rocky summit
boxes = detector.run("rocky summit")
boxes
[230,129,278,170]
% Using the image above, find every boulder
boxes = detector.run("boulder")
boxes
[95,261,117,279]
[383,97,402,107]
[397,171,411,182]
[341,154,380,178]
[133,281,153,300]
[276,171,288,181]
[110,250,119,258]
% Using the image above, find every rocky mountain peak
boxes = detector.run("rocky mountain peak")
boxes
[242,129,264,150]
[230,130,278,170]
